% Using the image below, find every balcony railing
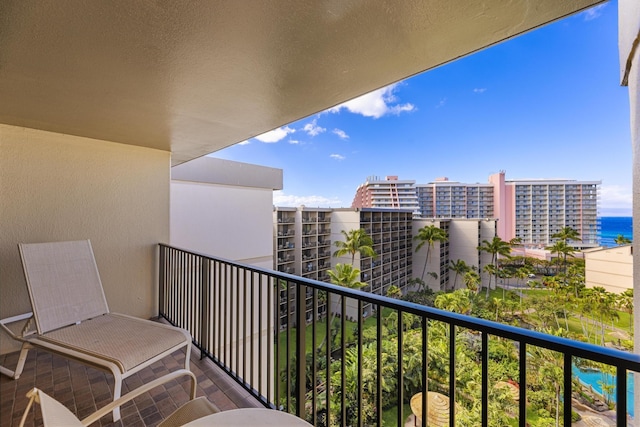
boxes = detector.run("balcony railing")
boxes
[159,244,640,427]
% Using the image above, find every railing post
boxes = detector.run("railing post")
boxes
[616,367,627,427]
[158,244,165,318]
[296,283,307,420]
[200,258,210,360]
[564,353,572,427]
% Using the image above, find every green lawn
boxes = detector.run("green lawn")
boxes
[277,312,385,369]
[381,403,412,426]
[276,310,389,399]
[507,287,633,346]
[518,288,549,298]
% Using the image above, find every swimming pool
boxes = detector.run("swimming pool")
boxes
[572,365,634,417]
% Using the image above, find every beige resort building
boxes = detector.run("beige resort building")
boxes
[584,245,634,294]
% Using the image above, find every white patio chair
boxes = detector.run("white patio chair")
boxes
[0,240,192,421]
[17,369,220,427]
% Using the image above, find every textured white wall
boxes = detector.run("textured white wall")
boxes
[0,125,170,352]
[170,181,274,269]
[329,211,362,267]
[411,219,443,291]
[619,0,640,417]
[449,221,483,289]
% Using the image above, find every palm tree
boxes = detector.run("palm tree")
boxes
[514,266,532,287]
[386,285,402,299]
[565,262,585,298]
[509,237,523,258]
[545,240,575,279]
[413,225,448,287]
[488,297,505,322]
[617,289,633,333]
[528,328,571,427]
[514,266,533,307]
[477,236,511,298]
[319,263,366,350]
[614,234,632,245]
[482,264,498,297]
[586,286,617,345]
[333,228,377,266]
[551,226,581,245]
[463,270,481,294]
[550,226,581,276]
[434,289,473,314]
[328,263,365,288]
[448,259,470,290]
[509,237,523,247]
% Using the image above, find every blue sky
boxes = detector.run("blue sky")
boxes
[213,2,632,217]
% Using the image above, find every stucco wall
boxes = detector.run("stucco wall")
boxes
[170,181,274,269]
[584,247,633,294]
[412,219,444,291]
[0,124,170,353]
[329,210,363,267]
[446,220,496,290]
[619,0,640,415]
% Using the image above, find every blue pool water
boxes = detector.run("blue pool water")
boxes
[572,366,634,417]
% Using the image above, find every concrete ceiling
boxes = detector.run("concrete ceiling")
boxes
[0,0,605,165]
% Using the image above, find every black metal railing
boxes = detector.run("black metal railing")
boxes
[159,244,640,427]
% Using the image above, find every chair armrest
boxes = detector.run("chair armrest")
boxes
[81,369,197,426]
[0,313,34,340]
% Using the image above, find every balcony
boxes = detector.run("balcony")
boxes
[153,245,639,426]
[1,0,636,425]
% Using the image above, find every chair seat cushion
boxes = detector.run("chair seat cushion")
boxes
[37,314,189,372]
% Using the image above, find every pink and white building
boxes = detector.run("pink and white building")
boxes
[489,171,600,249]
[373,172,600,248]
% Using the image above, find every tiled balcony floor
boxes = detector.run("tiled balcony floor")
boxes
[0,344,263,427]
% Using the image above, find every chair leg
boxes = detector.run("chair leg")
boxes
[0,342,31,380]
[183,342,191,371]
[112,373,122,422]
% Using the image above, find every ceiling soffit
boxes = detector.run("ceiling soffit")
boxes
[0,1,605,165]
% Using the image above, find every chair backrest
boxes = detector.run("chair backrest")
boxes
[19,240,109,334]
[19,388,84,427]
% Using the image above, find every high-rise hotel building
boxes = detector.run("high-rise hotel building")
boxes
[274,206,413,321]
[274,206,333,327]
[353,172,600,249]
[489,172,600,249]
[416,178,494,219]
[352,176,419,215]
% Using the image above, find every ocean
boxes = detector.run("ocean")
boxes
[599,216,633,247]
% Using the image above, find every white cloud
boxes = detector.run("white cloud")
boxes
[332,128,349,139]
[600,184,632,209]
[273,191,343,208]
[302,119,326,136]
[254,126,295,143]
[473,88,487,94]
[237,140,250,145]
[328,83,415,119]
[330,154,345,160]
[582,4,606,21]
[288,139,300,144]
[435,98,447,108]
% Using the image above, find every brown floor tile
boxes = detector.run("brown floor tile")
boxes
[0,339,263,427]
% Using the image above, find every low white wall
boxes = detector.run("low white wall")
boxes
[170,181,274,269]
